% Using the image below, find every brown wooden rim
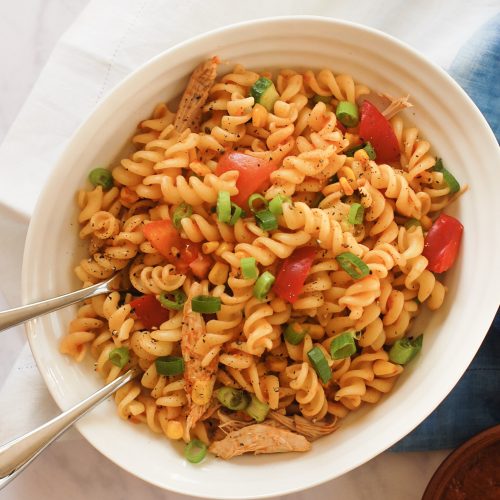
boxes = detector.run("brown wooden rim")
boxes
[422,424,500,499]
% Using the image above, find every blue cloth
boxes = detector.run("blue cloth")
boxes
[393,15,500,451]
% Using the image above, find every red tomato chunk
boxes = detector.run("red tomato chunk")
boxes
[423,214,464,273]
[215,151,277,207]
[273,247,317,304]
[130,295,169,329]
[359,100,400,163]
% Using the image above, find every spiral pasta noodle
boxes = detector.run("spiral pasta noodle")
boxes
[60,59,462,460]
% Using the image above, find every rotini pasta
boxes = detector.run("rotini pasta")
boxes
[60,58,464,462]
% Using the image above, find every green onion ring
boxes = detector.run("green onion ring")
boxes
[245,394,269,422]
[253,271,275,300]
[248,193,268,213]
[229,202,244,225]
[389,336,423,365]
[268,194,291,216]
[330,331,357,359]
[336,252,370,280]
[155,355,185,376]
[240,257,259,279]
[284,323,307,345]
[158,290,187,311]
[108,347,129,369]
[216,387,251,411]
[217,191,231,223]
[172,203,193,229]
[184,439,208,463]
[307,346,332,384]
[255,209,278,231]
[336,101,359,128]
[191,295,221,313]
[348,203,364,225]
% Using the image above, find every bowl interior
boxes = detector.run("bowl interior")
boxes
[22,17,500,499]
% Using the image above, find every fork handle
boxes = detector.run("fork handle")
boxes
[0,368,138,489]
[0,278,113,333]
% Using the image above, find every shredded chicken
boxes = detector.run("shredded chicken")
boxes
[181,283,218,439]
[209,424,311,459]
[269,411,339,441]
[215,409,255,435]
[174,56,219,132]
[380,93,413,120]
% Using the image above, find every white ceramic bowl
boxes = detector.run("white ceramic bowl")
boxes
[22,16,500,499]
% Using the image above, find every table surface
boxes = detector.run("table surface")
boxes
[0,1,450,499]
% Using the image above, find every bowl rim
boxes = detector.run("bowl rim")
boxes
[21,15,500,499]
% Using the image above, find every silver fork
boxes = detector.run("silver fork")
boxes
[0,275,118,333]
[0,274,135,489]
[0,368,140,489]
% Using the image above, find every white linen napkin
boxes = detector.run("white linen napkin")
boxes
[0,0,497,451]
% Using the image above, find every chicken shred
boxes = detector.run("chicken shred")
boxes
[380,93,413,120]
[174,56,219,133]
[269,411,340,441]
[181,282,218,440]
[209,424,311,459]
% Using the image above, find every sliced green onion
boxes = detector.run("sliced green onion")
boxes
[330,331,357,360]
[336,252,370,280]
[184,439,207,464]
[216,387,251,411]
[248,193,268,213]
[172,203,193,229]
[311,192,325,208]
[404,218,421,230]
[245,394,269,422]
[313,94,332,104]
[363,142,376,160]
[336,101,359,128]
[253,271,275,300]
[191,295,221,313]
[241,257,259,279]
[155,355,185,376]
[109,347,129,369]
[229,202,244,226]
[217,191,231,223]
[348,203,364,225]
[307,346,331,384]
[433,158,460,194]
[389,336,423,365]
[345,143,365,157]
[284,323,306,345]
[89,168,114,190]
[255,209,278,231]
[159,290,187,311]
[268,194,291,216]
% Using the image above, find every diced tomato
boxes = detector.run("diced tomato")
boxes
[359,100,400,163]
[175,241,200,273]
[143,220,181,261]
[189,253,212,279]
[423,214,464,273]
[143,220,205,274]
[215,152,277,207]
[272,247,317,304]
[130,295,169,329]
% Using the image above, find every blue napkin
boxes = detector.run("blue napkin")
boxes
[392,14,500,451]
